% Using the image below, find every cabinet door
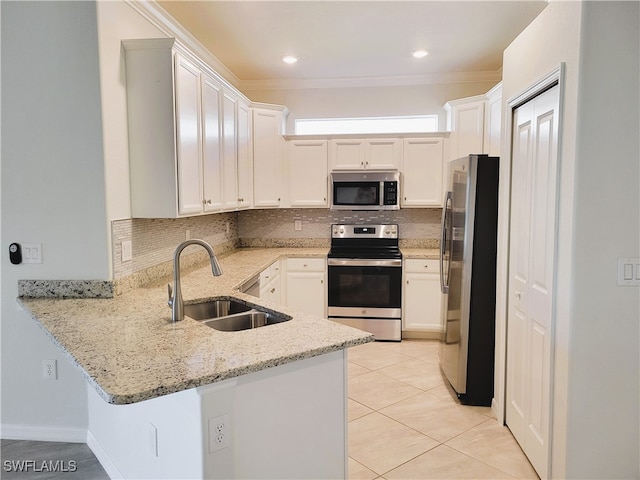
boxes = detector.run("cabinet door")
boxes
[287,140,328,207]
[253,109,283,207]
[402,137,444,207]
[403,260,443,332]
[222,91,238,210]
[365,138,401,169]
[329,139,366,170]
[286,272,326,317]
[237,101,253,209]
[450,100,486,159]
[201,74,223,212]
[175,54,203,215]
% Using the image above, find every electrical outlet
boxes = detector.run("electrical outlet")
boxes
[294,219,302,231]
[208,414,231,452]
[43,359,57,380]
[121,240,132,262]
[185,229,191,240]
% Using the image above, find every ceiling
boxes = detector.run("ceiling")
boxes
[156,1,548,89]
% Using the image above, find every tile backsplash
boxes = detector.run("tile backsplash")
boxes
[112,213,238,281]
[237,208,441,248]
[112,208,441,283]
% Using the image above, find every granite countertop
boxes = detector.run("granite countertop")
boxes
[18,248,374,405]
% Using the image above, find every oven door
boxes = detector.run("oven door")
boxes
[327,258,402,317]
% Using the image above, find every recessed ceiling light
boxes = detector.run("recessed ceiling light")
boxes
[282,55,299,64]
[412,49,429,59]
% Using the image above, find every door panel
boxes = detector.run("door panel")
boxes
[506,85,559,479]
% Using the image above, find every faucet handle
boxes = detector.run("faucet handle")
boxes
[167,284,173,307]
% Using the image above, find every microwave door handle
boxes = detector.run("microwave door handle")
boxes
[440,191,452,294]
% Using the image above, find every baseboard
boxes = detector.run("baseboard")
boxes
[86,430,123,480]
[0,424,87,443]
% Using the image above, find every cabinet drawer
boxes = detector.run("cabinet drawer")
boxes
[286,257,326,272]
[260,261,281,283]
[404,258,439,273]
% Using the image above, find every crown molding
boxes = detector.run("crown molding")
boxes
[240,70,503,92]
[125,0,242,89]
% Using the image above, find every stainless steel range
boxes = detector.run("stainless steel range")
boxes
[327,224,402,341]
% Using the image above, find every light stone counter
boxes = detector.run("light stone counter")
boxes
[401,248,440,259]
[18,248,373,405]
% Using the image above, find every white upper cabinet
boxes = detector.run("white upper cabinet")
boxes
[365,138,402,169]
[401,137,445,207]
[201,72,224,213]
[329,138,401,170]
[175,54,205,215]
[221,90,239,210]
[484,83,502,156]
[236,100,253,209]
[123,38,250,218]
[444,95,486,160]
[286,140,328,208]
[252,105,286,208]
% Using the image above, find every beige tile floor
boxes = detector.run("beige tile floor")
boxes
[347,340,539,480]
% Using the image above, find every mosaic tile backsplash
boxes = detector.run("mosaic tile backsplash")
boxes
[111,208,441,283]
[237,208,442,248]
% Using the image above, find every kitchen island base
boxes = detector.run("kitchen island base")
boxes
[88,350,347,479]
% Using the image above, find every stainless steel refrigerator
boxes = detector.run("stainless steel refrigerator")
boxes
[439,154,499,406]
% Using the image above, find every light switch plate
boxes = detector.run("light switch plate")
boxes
[22,243,42,264]
[617,257,640,286]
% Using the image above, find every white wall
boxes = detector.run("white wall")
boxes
[0,0,167,440]
[1,1,109,434]
[96,0,167,224]
[568,2,639,477]
[499,2,639,478]
[247,81,498,134]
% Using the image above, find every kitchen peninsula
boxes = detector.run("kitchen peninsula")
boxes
[18,247,373,479]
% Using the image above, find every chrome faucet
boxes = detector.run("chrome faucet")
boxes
[167,239,222,321]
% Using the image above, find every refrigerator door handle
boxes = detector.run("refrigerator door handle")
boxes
[440,191,452,294]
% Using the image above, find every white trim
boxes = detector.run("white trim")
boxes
[125,0,241,89]
[0,424,87,443]
[240,70,503,91]
[87,430,124,480]
[496,63,565,479]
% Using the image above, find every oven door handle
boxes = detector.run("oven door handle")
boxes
[327,258,402,267]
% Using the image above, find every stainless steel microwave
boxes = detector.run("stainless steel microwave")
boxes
[330,170,400,210]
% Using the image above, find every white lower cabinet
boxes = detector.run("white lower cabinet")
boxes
[403,259,443,337]
[285,258,326,318]
[259,260,282,304]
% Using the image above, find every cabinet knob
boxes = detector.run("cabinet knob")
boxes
[424,265,429,269]
[270,288,276,294]
[206,199,211,204]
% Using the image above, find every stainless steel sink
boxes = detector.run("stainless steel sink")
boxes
[183,298,290,331]
[202,311,289,332]
[183,299,251,320]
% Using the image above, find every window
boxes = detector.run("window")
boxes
[295,115,438,135]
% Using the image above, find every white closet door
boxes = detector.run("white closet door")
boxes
[506,84,559,479]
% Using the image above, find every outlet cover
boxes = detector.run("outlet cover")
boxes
[121,241,133,262]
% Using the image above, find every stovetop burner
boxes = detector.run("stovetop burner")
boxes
[328,224,401,260]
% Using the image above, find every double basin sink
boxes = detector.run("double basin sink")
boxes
[183,298,290,332]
